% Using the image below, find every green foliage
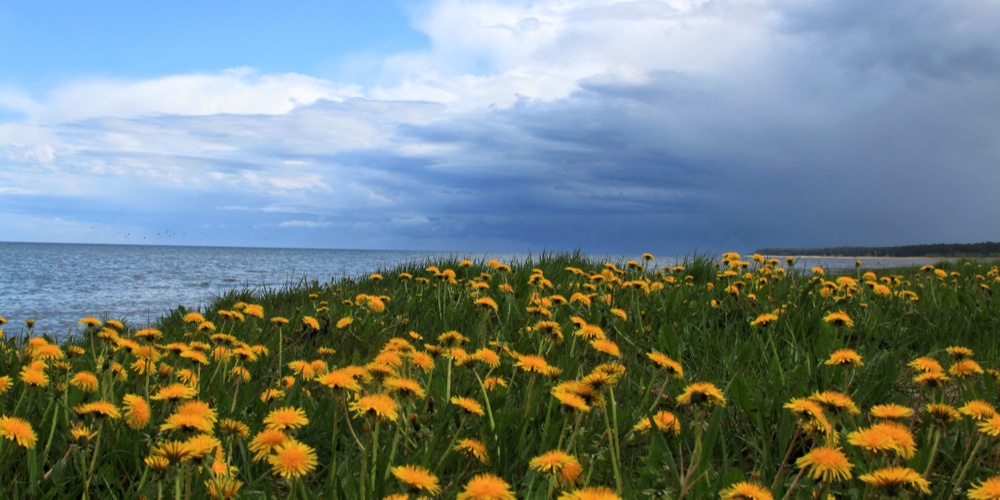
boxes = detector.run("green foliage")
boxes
[0,253,998,498]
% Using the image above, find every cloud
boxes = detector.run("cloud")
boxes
[1,0,999,253]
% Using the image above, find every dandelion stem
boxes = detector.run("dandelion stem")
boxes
[781,466,807,500]
[602,396,623,493]
[771,427,800,491]
[924,426,943,479]
[950,435,985,500]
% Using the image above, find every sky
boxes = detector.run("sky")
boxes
[2,0,999,255]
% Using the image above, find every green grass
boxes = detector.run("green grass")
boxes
[0,252,999,499]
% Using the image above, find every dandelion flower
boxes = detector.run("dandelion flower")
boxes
[19,366,48,387]
[74,400,121,420]
[69,371,99,393]
[150,383,198,402]
[978,415,1000,437]
[926,403,961,425]
[825,349,864,367]
[795,446,853,482]
[809,390,860,415]
[205,476,244,500]
[183,312,205,323]
[676,381,726,407]
[0,416,37,449]
[248,428,289,462]
[268,439,318,478]
[750,313,779,327]
[633,411,681,435]
[219,418,250,440]
[454,438,489,464]
[870,404,914,421]
[946,346,975,359]
[950,359,985,378]
[908,356,943,373]
[969,476,1000,499]
[719,481,774,500]
[858,466,931,496]
[515,354,553,375]
[349,393,399,422]
[301,316,320,331]
[318,369,362,393]
[451,396,485,416]
[647,352,684,378]
[391,464,441,495]
[122,394,152,429]
[960,400,997,421]
[457,473,515,500]
[847,422,916,459]
[160,400,217,434]
[264,406,309,431]
[78,317,102,328]
[475,297,499,312]
[589,339,621,358]
[913,370,950,388]
[822,311,854,328]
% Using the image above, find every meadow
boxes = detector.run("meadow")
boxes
[1,251,999,499]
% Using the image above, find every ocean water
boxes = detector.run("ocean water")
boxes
[0,242,533,337]
[0,242,947,338]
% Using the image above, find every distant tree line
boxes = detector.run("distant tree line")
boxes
[755,242,1000,258]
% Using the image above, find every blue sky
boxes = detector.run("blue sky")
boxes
[2,0,999,255]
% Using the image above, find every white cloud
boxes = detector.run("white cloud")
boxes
[278,220,334,228]
[18,68,363,124]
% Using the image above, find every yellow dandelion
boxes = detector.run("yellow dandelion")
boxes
[719,481,774,500]
[978,415,1000,437]
[248,428,289,462]
[69,371,99,393]
[122,394,152,430]
[205,476,244,500]
[858,466,931,495]
[78,317,102,328]
[474,297,499,312]
[809,390,860,415]
[750,313,779,327]
[558,486,621,499]
[795,446,853,482]
[960,400,997,421]
[822,310,854,328]
[74,400,121,420]
[301,316,320,331]
[908,356,943,373]
[219,418,250,440]
[457,473,516,500]
[589,338,621,358]
[264,406,309,431]
[454,438,489,464]
[870,404,914,421]
[633,410,681,435]
[0,416,37,449]
[150,383,198,402]
[451,396,485,416]
[386,377,427,400]
[391,464,441,495]
[647,351,684,379]
[969,476,1000,500]
[268,439,318,478]
[946,345,975,359]
[950,358,985,378]
[349,393,399,422]
[825,348,863,367]
[677,381,726,407]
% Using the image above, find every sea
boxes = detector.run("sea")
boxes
[0,242,950,338]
